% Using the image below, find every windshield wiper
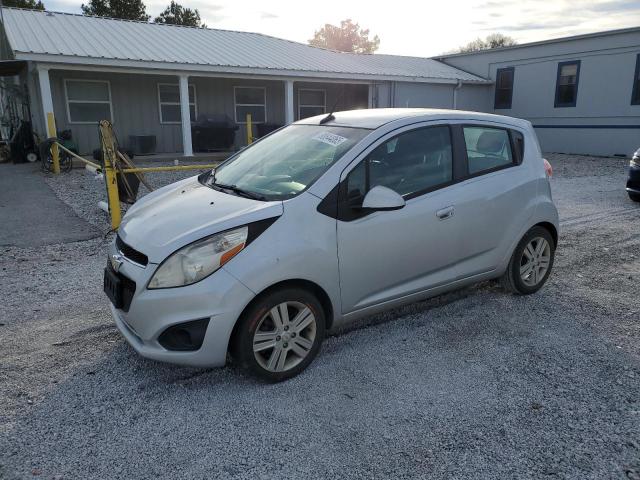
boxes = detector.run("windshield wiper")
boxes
[212,182,267,201]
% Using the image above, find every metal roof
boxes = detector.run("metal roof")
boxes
[437,25,640,59]
[0,8,489,84]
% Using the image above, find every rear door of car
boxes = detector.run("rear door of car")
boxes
[449,121,535,278]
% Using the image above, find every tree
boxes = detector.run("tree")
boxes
[81,0,150,21]
[458,33,517,53]
[2,0,45,9]
[154,1,204,27]
[309,19,380,54]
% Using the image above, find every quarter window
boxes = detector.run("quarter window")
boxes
[554,61,580,107]
[298,89,326,119]
[463,126,513,175]
[346,126,453,201]
[511,130,525,164]
[494,67,514,109]
[632,54,640,105]
[157,83,196,124]
[234,86,266,123]
[64,79,112,123]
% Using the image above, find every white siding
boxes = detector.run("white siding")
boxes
[440,29,640,155]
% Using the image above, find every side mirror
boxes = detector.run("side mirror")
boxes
[362,185,405,211]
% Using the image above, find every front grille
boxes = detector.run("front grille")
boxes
[116,235,148,266]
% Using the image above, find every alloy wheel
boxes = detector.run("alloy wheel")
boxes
[520,237,551,287]
[252,301,317,372]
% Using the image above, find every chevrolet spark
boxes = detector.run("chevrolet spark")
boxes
[105,108,559,381]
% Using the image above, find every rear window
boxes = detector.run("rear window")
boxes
[463,126,514,175]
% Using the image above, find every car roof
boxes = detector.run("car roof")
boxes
[295,108,530,130]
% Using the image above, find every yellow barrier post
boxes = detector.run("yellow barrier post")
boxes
[246,113,253,145]
[46,112,60,174]
[99,121,122,230]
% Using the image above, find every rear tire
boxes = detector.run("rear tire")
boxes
[501,226,555,295]
[629,192,640,202]
[234,288,325,382]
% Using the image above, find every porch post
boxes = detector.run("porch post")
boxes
[284,79,294,124]
[179,74,193,157]
[37,66,54,136]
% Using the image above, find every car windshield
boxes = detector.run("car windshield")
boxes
[204,124,370,200]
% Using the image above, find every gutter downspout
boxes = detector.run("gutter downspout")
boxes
[453,80,463,109]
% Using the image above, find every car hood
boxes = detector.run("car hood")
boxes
[118,176,283,263]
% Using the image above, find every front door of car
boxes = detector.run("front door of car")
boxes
[336,124,464,314]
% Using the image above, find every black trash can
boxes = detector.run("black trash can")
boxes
[191,114,239,152]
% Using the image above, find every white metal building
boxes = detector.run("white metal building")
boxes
[0,7,489,155]
[1,7,638,157]
[436,27,640,156]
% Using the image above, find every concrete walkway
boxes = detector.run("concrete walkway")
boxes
[0,163,100,247]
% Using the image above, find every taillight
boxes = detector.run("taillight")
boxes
[543,158,553,178]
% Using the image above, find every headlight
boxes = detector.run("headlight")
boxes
[631,156,640,167]
[148,226,248,289]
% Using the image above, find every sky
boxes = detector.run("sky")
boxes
[44,0,640,57]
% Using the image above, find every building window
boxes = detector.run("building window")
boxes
[494,67,514,109]
[554,60,580,108]
[298,89,326,119]
[157,83,196,124]
[632,54,640,105]
[234,86,266,124]
[64,79,112,124]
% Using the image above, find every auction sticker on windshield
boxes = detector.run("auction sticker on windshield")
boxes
[312,131,348,147]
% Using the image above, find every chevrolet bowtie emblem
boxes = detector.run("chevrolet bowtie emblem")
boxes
[110,253,124,272]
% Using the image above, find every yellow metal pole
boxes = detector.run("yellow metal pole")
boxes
[46,112,60,174]
[105,164,121,231]
[99,121,122,231]
[246,113,253,144]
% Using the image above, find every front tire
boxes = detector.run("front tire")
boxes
[234,288,325,382]
[628,191,640,202]
[501,226,555,295]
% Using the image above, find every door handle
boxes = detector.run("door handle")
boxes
[436,206,455,220]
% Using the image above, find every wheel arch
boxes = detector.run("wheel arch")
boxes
[227,278,335,355]
[534,221,558,247]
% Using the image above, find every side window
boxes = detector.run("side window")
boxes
[494,67,514,109]
[632,53,640,106]
[554,61,580,108]
[345,159,367,206]
[345,126,453,201]
[463,126,513,175]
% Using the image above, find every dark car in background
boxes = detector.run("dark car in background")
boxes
[628,148,640,202]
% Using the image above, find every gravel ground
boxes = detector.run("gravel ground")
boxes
[42,158,216,231]
[1,154,639,479]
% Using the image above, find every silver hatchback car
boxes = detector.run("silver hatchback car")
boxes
[105,108,559,381]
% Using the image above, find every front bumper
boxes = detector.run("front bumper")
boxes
[107,241,255,368]
[627,163,640,194]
